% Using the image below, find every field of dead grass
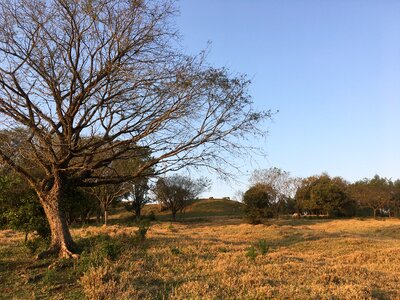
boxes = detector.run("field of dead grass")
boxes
[1,217,400,299]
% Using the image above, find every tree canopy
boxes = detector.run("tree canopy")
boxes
[243,183,275,224]
[350,175,393,218]
[295,174,353,217]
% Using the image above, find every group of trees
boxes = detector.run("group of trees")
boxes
[0,167,208,238]
[243,168,300,222]
[295,175,354,217]
[296,174,400,218]
[244,168,400,222]
[0,166,138,238]
[0,0,268,258]
[350,176,400,218]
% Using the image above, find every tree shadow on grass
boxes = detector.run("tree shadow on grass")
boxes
[274,218,337,227]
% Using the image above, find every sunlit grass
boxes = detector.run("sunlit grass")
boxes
[1,217,400,299]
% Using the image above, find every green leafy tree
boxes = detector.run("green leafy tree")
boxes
[243,183,275,224]
[0,171,49,241]
[390,179,400,217]
[350,175,393,218]
[122,149,153,220]
[296,174,353,217]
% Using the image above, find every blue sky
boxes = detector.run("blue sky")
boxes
[175,0,400,198]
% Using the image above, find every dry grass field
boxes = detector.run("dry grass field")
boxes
[1,204,400,299]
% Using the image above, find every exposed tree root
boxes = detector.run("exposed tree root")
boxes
[59,245,80,259]
[36,243,80,260]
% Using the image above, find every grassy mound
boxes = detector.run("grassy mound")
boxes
[110,198,245,222]
[181,198,244,217]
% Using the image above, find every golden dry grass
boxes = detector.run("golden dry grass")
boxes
[1,217,400,299]
[75,218,400,299]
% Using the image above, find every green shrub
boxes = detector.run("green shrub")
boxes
[171,247,181,255]
[256,239,269,255]
[79,235,123,268]
[245,240,269,260]
[3,193,50,240]
[96,236,121,260]
[25,236,50,254]
[245,246,257,260]
[135,220,150,240]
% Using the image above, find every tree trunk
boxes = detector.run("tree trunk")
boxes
[96,206,101,225]
[373,208,377,218]
[135,206,141,220]
[172,210,177,221]
[104,210,108,226]
[37,181,78,259]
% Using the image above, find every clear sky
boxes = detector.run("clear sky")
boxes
[175,0,400,199]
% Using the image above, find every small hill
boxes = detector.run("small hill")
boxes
[116,198,245,221]
[109,198,245,223]
[184,198,244,216]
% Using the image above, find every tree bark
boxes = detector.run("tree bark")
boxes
[172,211,177,221]
[96,208,101,225]
[135,206,141,220]
[37,181,78,259]
[104,210,108,226]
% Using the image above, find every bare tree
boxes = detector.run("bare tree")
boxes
[89,183,127,226]
[250,167,300,200]
[124,177,150,220]
[154,175,209,221]
[0,0,270,258]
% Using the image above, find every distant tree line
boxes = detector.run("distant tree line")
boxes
[244,168,400,223]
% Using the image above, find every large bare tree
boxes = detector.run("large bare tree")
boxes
[0,0,270,258]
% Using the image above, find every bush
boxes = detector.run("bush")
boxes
[135,220,150,240]
[245,246,257,260]
[171,247,181,255]
[80,235,123,267]
[243,183,275,224]
[1,187,50,240]
[25,236,50,254]
[246,240,269,260]
[244,210,263,225]
[256,239,269,255]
